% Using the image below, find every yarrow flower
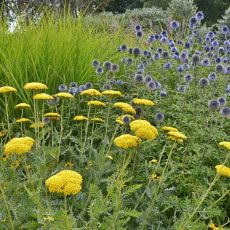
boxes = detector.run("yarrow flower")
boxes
[44,113,61,119]
[15,103,31,109]
[161,126,178,132]
[33,93,54,100]
[0,86,17,94]
[219,141,230,150]
[167,131,187,143]
[30,122,45,129]
[45,170,83,196]
[80,89,102,97]
[16,118,31,123]
[114,134,140,149]
[87,100,106,107]
[55,92,74,99]
[73,115,88,121]
[132,98,155,106]
[90,118,104,123]
[215,165,230,178]
[24,82,48,90]
[102,90,122,97]
[113,102,136,115]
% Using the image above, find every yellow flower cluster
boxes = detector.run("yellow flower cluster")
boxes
[45,170,83,196]
[113,102,136,115]
[15,103,31,109]
[73,115,88,121]
[44,113,61,118]
[0,131,7,137]
[162,126,187,143]
[81,89,102,97]
[16,118,31,123]
[3,137,34,158]
[24,82,48,90]
[219,141,230,151]
[116,114,134,125]
[91,118,104,123]
[209,223,224,230]
[87,100,106,107]
[130,120,158,140]
[33,93,53,100]
[30,122,45,129]
[114,134,140,149]
[215,165,230,178]
[0,86,17,94]
[55,92,74,99]
[132,98,155,106]
[102,90,122,97]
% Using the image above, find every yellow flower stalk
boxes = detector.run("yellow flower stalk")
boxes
[24,82,48,90]
[132,98,155,106]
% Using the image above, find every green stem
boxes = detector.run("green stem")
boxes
[4,95,11,138]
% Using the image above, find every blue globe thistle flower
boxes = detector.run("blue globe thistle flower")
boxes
[177,65,184,73]
[224,40,230,46]
[225,66,230,74]
[155,112,164,122]
[111,64,119,73]
[135,24,142,31]
[69,82,78,88]
[135,107,142,115]
[96,66,104,75]
[199,78,209,87]
[192,54,200,65]
[163,62,172,69]
[92,59,100,68]
[85,82,93,89]
[220,106,230,117]
[122,116,131,125]
[136,69,144,74]
[120,44,128,52]
[148,35,155,43]
[171,47,177,53]
[47,96,60,106]
[184,74,193,83]
[103,61,112,70]
[154,52,160,59]
[160,90,167,97]
[155,81,162,89]
[190,17,198,25]
[58,84,68,92]
[68,88,76,96]
[136,30,143,38]
[207,52,214,58]
[161,37,168,43]
[173,54,180,60]
[169,41,175,47]
[218,47,225,53]
[222,25,229,35]
[185,42,191,49]
[103,83,112,90]
[138,64,145,70]
[211,40,219,47]
[170,20,180,30]
[208,72,217,82]
[202,58,210,67]
[180,51,188,60]
[154,34,160,39]
[218,97,227,107]
[145,75,153,83]
[143,60,149,66]
[205,46,211,52]
[206,31,215,39]
[223,56,229,63]
[116,80,123,86]
[79,84,86,92]
[134,74,144,83]
[178,40,183,45]
[216,64,224,73]
[177,85,187,93]
[156,48,162,54]
[182,63,189,71]
[215,57,222,63]
[162,51,169,59]
[147,81,156,90]
[43,117,50,124]
[196,11,204,20]
[161,30,168,36]
[143,50,151,57]
[208,99,220,111]
[133,47,141,56]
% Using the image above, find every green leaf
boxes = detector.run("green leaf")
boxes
[126,209,142,218]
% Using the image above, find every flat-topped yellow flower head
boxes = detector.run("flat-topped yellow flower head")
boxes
[16,118,31,123]
[0,86,17,94]
[30,122,45,129]
[102,90,122,97]
[55,92,74,99]
[161,126,178,132]
[132,98,155,106]
[215,165,230,178]
[33,93,53,100]
[73,115,88,121]
[167,131,187,140]
[91,118,104,123]
[44,113,61,118]
[87,100,106,107]
[114,134,140,149]
[113,102,136,115]
[81,89,102,97]
[219,141,230,151]
[24,82,48,90]
[15,103,31,109]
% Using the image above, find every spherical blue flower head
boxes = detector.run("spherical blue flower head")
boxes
[103,61,112,70]
[154,34,160,40]
[205,46,210,52]
[196,11,204,20]
[218,47,225,53]
[154,52,160,59]
[132,47,141,56]
[134,74,144,83]
[128,48,133,54]
[190,17,198,25]
[111,64,119,73]
[161,30,168,36]
[208,72,217,82]
[69,82,78,88]
[216,64,224,73]
[208,99,220,111]
[155,81,161,89]
[170,20,180,30]
[161,37,168,43]
[143,61,149,67]
[143,50,151,57]
[185,42,191,49]
[103,83,112,90]
[160,90,167,97]
[145,75,153,83]
[135,107,142,118]
[222,25,229,35]
[116,80,123,86]
[180,52,188,60]
[192,54,200,65]
[184,74,193,83]
[138,64,145,70]
[125,57,133,65]
[199,78,209,87]
[206,31,215,39]
[85,82,93,89]
[147,81,156,90]
[177,85,187,93]
[122,116,131,125]
[207,52,214,58]
[96,66,104,75]
[182,63,189,71]
[173,54,180,60]
[157,48,163,54]
[225,66,230,74]
[155,112,164,122]
[177,65,183,73]
[163,62,172,69]
[224,40,230,46]
[198,37,202,44]
[218,97,227,106]
[79,84,87,92]
[120,44,128,52]
[223,56,229,64]
[148,35,155,43]
[215,57,222,64]
[47,96,60,106]
[178,40,183,45]
[211,40,219,47]
[58,84,68,92]
[171,47,177,53]
[135,24,142,31]
[162,51,169,59]
[202,58,210,67]
[43,117,50,124]
[136,30,143,38]
[92,59,100,68]
[220,106,230,117]
[68,88,76,96]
